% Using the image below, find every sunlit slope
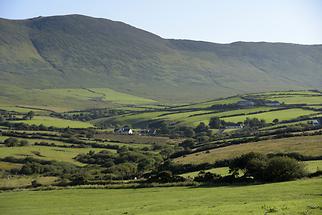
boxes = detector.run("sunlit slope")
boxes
[1,15,322,103]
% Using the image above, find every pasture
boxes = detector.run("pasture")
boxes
[0,178,321,215]
[175,135,322,164]
[12,116,94,128]
[0,176,57,189]
[222,108,317,123]
[266,95,322,105]
[45,88,156,105]
[0,145,110,165]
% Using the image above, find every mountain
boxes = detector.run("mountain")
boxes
[1,14,322,103]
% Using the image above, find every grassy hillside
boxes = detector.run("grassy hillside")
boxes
[175,135,322,164]
[1,178,321,215]
[1,15,322,105]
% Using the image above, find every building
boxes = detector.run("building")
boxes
[224,125,244,129]
[115,126,133,135]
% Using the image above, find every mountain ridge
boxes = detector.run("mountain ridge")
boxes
[1,14,322,103]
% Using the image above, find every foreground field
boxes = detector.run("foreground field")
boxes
[1,178,321,215]
[176,135,322,164]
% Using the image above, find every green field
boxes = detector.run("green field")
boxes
[1,178,321,215]
[180,167,230,178]
[0,105,50,114]
[0,161,22,170]
[305,160,322,173]
[46,88,156,105]
[223,108,317,123]
[97,107,281,127]
[0,176,57,189]
[12,116,94,128]
[181,107,276,126]
[176,135,322,164]
[0,85,157,111]
[0,145,110,165]
[175,97,243,109]
[266,95,322,105]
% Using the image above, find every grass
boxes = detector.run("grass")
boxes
[0,135,73,146]
[0,105,50,114]
[0,145,110,165]
[0,161,22,170]
[266,95,322,105]
[0,176,58,189]
[223,108,317,123]
[305,160,322,173]
[0,177,321,214]
[98,106,278,127]
[12,116,94,128]
[0,85,156,111]
[175,97,243,109]
[180,167,230,178]
[175,135,322,164]
[181,107,276,126]
[46,88,156,105]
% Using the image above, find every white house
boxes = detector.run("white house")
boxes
[116,126,133,135]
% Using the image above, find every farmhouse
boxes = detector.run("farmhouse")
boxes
[115,126,134,135]
[224,125,244,129]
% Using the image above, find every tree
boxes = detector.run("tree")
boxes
[183,127,195,138]
[197,135,210,144]
[264,156,306,182]
[24,111,35,120]
[19,140,29,146]
[209,117,222,129]
[273,119,279,124]
[195,122,209,133]
[229,152,306,182]
[229,152,267,177]
[244,118,266,128]
[4,137,19,147]
[179,139,195,149]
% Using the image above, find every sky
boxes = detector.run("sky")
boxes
[1,0,322,44]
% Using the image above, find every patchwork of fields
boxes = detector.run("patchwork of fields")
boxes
[1,90,322,215]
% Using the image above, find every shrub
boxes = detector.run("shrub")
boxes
[4,137,19,147]
[264,156,306,182]
[194,171,222,183]
[229,152,307,182]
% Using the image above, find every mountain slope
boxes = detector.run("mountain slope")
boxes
[1,14,322,103]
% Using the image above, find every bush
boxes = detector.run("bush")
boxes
[229,152,307,182]
[194,171,222,183]
[4,137,19,147]
[264,156,306,182]
[31,180,41,188]
[147,171,186,183]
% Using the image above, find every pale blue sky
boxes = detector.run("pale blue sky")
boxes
[1,0,321,44]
